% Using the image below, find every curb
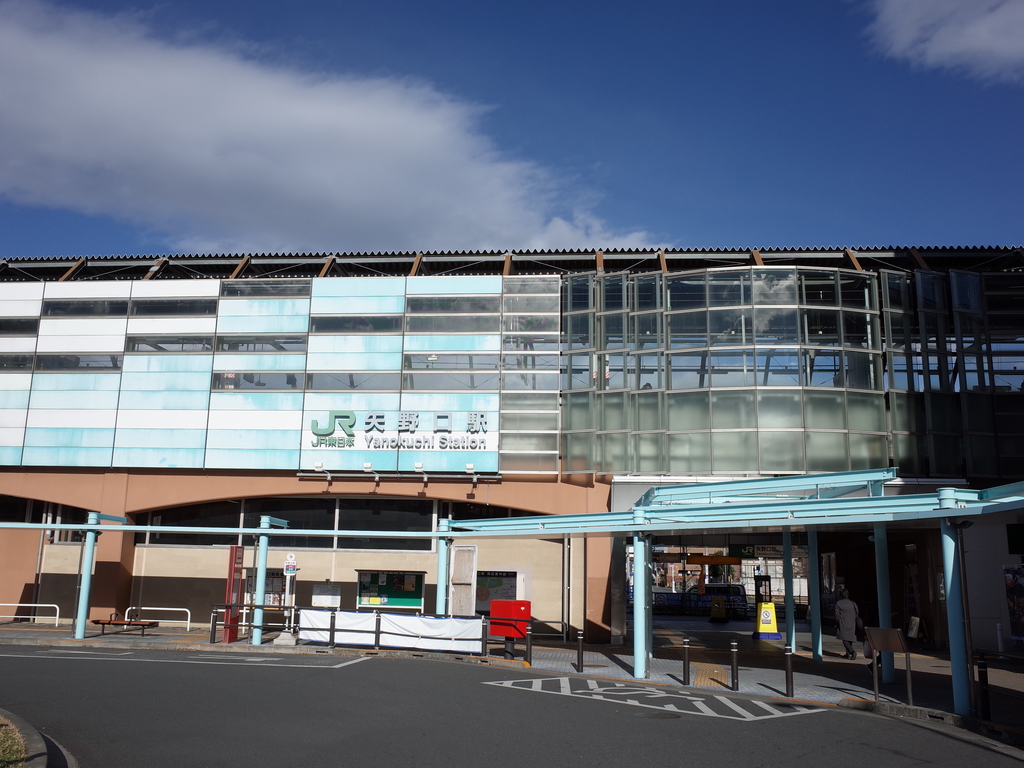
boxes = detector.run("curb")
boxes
[0,706,49,768]
[838,697,1024,754]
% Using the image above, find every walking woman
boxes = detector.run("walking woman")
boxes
[834,588,863,659]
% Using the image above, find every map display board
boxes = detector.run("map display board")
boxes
[356,571,425,610]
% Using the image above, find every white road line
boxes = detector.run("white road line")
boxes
[0,652,374,670]
[40,650,134,656]
[330,656,373,669]
[713,695,758,720]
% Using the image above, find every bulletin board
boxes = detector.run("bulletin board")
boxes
[356,571,426,610]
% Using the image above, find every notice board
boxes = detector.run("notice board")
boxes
[356,571,425,610]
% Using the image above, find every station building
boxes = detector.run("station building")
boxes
[0,247,1021,646]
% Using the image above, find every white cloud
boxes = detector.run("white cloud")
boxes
[0,0,653,253]
[866,0,1024,82]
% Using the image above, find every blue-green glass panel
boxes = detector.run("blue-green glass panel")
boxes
[112,447,205,468]
[402,335,500,352]
[22,446,113,466]
[206,430,302,450]
[398,450,497,473]
[299,448,398,472]
[113,429,208,448]
[0,446,23,465]
[0,391,30,408]
[217,299,312,316]
[30,374,121,391]
[212,354,307,371]
[122,355,214,373]
[24,428,115,448]
[215,315,310,334]
[312,277,406,297]
[310,296,405,314]
[308,335,404,354]
[204,449,299,470]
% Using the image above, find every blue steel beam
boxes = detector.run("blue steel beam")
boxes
[635,468,897,506]
[73,512,100,640]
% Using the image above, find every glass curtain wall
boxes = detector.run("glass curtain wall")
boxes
[562,266,887,475]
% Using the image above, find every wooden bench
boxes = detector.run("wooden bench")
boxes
[92,614,159,636]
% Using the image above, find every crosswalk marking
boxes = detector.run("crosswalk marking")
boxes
[484,677,825,721]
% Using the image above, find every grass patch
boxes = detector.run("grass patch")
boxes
[0,716,26,768]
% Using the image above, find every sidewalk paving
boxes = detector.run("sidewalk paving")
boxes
[4,614,1024,739]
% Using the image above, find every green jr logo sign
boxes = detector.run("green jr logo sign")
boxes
[309,411,356,437]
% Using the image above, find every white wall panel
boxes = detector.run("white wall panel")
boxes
[27,409,118,429]
[0,338,37,353]
[35,335,126,353]
[0,374,34,390]
[43,281,132,299]
[131,279,221,298]
[115,409,210,430]
[39,318,128,336]
[0,427,25,447]
[0,300,43,316]
[207,409,303,431]
[0,284,44,301]
[126,317,218,335]
[0,410,27,428]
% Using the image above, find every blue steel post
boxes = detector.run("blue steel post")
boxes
[73,512,100,640]
[783,528,795,651]
[807,529,822,661]
[939,495,971,716]
[873,523,894,682]
[251,516,271,646]
[632,509,649,679]
[435,519,450,615]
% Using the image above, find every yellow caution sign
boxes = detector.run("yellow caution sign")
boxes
[752,601,781,639]
[709,595,729,623]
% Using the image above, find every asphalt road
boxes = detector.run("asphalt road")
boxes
[0,645,1019,768]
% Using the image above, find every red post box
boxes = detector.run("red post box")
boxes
[489,599,531,639]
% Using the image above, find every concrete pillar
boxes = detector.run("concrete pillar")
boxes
[941,516,971,716]
[251,516,271,646]
[435,519,450,615]
[807,529,822,661]
[632,509,650,679]
[73,512,100,640]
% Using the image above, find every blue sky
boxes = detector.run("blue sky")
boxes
[0,0,1021,258]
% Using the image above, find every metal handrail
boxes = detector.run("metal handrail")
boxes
[126,606,192,631]
[0,603,60,626]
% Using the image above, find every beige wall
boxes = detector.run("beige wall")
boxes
[0,468,612,635]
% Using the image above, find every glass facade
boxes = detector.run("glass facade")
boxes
[561,267,889,475]
[0,256,1020,481]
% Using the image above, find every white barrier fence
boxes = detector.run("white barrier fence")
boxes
[126,606,192,631]
[0,603,60,626]
[299,609,485,654]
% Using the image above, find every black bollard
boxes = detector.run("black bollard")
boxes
[784,644,794,698]
[576,629,584,673]
[328,610,336,649]
[209,610,219,644]
[730,640,739,691]
[525,623,533,666]
[977,655,991,722]
[683,638,691,686]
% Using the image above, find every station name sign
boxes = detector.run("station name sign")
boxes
[307,410,497,452]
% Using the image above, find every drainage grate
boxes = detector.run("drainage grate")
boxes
[634,711,681,720]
